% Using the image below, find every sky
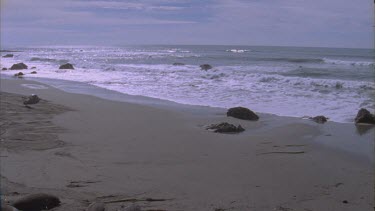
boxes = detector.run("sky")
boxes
[0,0,374,48]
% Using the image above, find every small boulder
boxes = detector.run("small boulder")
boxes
[206,122,245,133]
[227,107,259,121]
[2,67,7,70]
[59,63,74,69]
[10,63,28,70]
[200,64,212,70]
[12,193,60,210]
[14,72,24,77]
[2,54,14,58]
[31,71,37,74]
[87,202,105,211]
[310,115,328,124]
[23,94,41,105]
[173,62,185,66]
[355,108,375,124]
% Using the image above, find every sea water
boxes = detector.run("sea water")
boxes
[1,45,374,123]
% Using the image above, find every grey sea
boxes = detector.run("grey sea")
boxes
[1,45,374,122]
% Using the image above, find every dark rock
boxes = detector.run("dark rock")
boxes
[87,202,105,211]
[59,63,74,69]
[310,115,328,124]
[227,107,259,121]
[200,64,212,70]
[342,200,348,204]
[355,108,375,124]
[2,54,14,58]
[31,71,37,74]
[31,66,36,69]
[1,204,17,211]
[206,122,245,133]
[2,67,7,70]
[173,62,185,66]
[14,72,24,77]
[12,193,60,210]
[10,63,28,70]
[23,94,40,105]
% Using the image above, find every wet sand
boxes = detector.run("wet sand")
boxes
[0,78,374,211]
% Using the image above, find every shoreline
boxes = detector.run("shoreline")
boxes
[0,73,366,125]
[1,46,374,124]
[1,78,373,210]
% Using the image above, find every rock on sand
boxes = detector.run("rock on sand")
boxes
[206,122,245,133]
[355,108,375,124]
[12,193,60,210]
[227,107,259,121]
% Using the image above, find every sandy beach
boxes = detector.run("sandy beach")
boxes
[0,78,374,211]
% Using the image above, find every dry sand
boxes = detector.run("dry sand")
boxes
[0,78,374,211]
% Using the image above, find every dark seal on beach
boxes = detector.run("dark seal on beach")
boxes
[200,64,212,70]
[87,202,105,211]
[31,71,37,74]
[310,115,328,124]
[355,108,375,124]
[173,62,185,66]
[206,122,245,133]
[2,67,7,70]
[12,193,60,210]
[59,63,74,69]
[227,107,259,121]
[10,63,28,70]
[2,54,14,58]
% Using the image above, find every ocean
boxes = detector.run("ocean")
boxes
[1,45,374,123]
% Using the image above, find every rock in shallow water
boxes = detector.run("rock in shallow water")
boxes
[206,122,245,133]
[200,64,212,70]
[14,72,24,77]
[355,108,375,124]
[12,193,60,210]
[59,63,74,69]
[227,107,259,121]
[10,63,28,70]
[310,115,328,124]
[3,54,14,58]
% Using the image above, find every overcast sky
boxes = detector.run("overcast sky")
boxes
[1,0,373,48]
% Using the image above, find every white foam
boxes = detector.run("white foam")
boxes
[226,49,250,53]
[323,58,374,66]
[21,84,49,89]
